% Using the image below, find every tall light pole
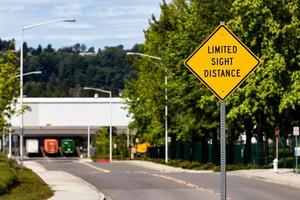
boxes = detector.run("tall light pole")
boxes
[9,71,41,158]
[83,87,112,162]
[20,18,75,169]
[126,52,169,163]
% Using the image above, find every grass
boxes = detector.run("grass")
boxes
[0,153,53,200]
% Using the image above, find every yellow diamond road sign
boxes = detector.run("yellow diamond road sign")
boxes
[185,25,261,101]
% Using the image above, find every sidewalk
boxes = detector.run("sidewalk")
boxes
[124,160,300,189]
[228,168,300,189]
[24,161,105,200]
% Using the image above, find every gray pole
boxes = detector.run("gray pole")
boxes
[87,126,90,158]
[276,137,279,160]
[20,27,24,170]
[2,132,4,152]
[83,87,112,162]
[220,101,226,200]
[127,127,130,149]
[219,21,226,200]
[109,92,112,162]
[9,127,12,158]
[296,136,298,174]
[165,68,168,163]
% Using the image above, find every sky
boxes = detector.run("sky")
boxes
[0,0,167,51]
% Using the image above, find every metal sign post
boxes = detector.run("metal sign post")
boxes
[220,101,226,199]
[184,21,261,200]
[275,127,280,160]
[296,136,298,174]
[294,126,299,174]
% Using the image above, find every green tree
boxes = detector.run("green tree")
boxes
[93,127,110,159]
[23,44,135,97]
[0,45,19,130]
[227,0,300,163]
[124,0,233,152]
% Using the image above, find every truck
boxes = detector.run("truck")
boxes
[26,139,39,154]
[44,139,58,154]
[61,139,75,154]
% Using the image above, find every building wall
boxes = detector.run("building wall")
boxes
[11,97,131,130]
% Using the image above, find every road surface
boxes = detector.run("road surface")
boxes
[37,158,300,200]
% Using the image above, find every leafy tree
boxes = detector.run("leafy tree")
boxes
[124,0,233,150]
[0,42,19,130]
[93,127,109,159]
[227,0,300,163]
[124,0,299,165]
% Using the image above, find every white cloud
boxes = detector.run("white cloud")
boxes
[0,6,25,12]
[88,6,160,18]
[0,0,93,6]
[43,33,143,42]
[59,23,95,29]
[52,4,83,17]
[0,0,164,50]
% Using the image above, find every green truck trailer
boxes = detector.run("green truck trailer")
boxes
[61,139,75,154]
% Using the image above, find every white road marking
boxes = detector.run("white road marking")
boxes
[74,160,110,173]
[145,172,235,200]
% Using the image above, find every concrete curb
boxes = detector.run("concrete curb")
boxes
[228,169,300,190]
[119,160,214,173]
[72,175,106,200]
[121,160,300,190]
[23,161,106,200]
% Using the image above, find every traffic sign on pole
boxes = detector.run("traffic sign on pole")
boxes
[185,23,261,200]
[185,25,261,100]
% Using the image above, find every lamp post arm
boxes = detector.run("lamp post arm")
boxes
[15,71,42,78]
[126,52,161,60]
[83,87,111,95]
[23,19,76,30]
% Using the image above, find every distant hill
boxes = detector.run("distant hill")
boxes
[20,43,138,97]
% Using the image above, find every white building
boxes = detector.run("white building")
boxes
[10,97,131,136]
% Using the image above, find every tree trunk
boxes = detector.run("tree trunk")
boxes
[244,121,254,164]
[212,128,220,164]
[256,111,265,165]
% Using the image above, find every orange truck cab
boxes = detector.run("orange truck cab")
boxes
[44,139,58,154]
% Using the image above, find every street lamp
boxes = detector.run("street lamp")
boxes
[10,71,42,158]
[83,87,113,162]
[16,71,42,78]
[126,52,169,163]
[20,18,76,169]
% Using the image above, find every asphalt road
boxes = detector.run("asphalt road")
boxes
[37,159,300,200]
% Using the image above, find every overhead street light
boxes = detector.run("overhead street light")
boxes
[15,71,42,78]
[20,18,76,170]
[126,52,162,60]
[126,52,169,163]
[7,71,42,158]
[83,87,113,162]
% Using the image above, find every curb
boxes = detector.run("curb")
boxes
[120,160,214,173]
[228,170,300,190]
[75,176,106,200]
[23,161,106,200]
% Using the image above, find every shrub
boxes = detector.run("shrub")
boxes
[0,152,53,200]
